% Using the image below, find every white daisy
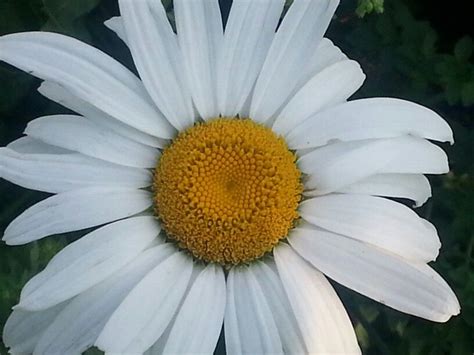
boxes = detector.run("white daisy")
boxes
[0,0,460,354]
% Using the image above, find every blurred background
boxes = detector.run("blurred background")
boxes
[0,0,473,354]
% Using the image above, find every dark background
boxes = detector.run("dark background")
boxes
[0,0,473,354]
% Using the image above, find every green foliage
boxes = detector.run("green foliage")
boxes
[437,37,474,107]
[356,0,385,17]
[454,36,473,63]
[41,0,102,42]
[0,0,473,354]
[0,67,35,114]
[340,1,474,108]
[286,0,385,17]
[42,0,101,21]
[0,0,45,33]
[0,0,45,115]
[330,1,474,353]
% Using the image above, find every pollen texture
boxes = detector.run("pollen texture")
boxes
[153,118,302,264]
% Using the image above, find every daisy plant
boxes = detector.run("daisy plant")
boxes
[0,0,460,354]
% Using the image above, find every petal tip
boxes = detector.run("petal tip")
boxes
[449,134,455,145]
[2,229,17,244]
[434,308,460,323]
[14,299,46,312]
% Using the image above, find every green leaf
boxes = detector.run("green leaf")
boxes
[0,66,35,114]
[42,0,101,24]
[357,1,373,17]
[461,81,474,106]
[421,30,438,58]
[454,36,473,62]
[356,0,384,17]
[0,0,45,34]
[41,18,93,42]
[373,0,385,13]
[40,0,102,42]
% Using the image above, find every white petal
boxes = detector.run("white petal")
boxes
[331,173,432,207]
[273,60,365,135]
[119,0,194,130]
[0,147,151,194]
[7,136,70,155]
[250,0,339,123]
[34,244,176,355]
[25,115,159,168]
[277,38,347,114]
[174,0,223,119]
[96,252,193,353]
[18,216,159,311]
[289,227,460,322]
[274,244,361,354]
[300,194,440,262]
[143,266,204,355]
[3,187,152,245]
[0,32,175,138]
[104,16,127,43]
[299,136,449,193]
[239,85,254,118]
[163,264,225,355]
[287,98,454,149]
[217,0,285,117]
[3,303,67,354]
[252,261,306,354]
[38,81,166,148]
[295,37,347,91]
[225,267,283,355]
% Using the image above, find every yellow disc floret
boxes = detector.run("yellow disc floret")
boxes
[153,118,302,265]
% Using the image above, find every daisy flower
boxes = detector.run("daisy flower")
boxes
[0,0,460,354]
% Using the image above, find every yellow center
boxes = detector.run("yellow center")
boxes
[153,118,302,265]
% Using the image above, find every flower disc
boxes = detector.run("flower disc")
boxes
[154,118,302,264]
